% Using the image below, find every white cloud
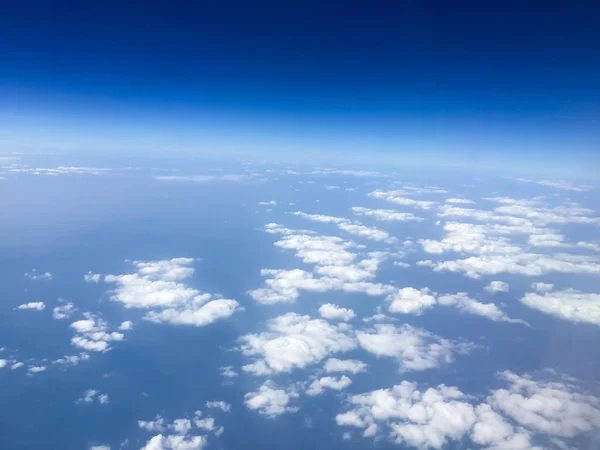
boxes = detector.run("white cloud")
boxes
[318,304,356,322]
[140,434,206,450]
[205,401,231,412]
[325,185,340,189]
[28,365,46,374]
[70,313,124,352]
[311,168,380,177]
[53,353,90,366]
[306,375,352,396]
[11,166,110,176]
[103,258,240,327]
[520,289,600,326]
[370,190,436,209]
[356,324,465,372]
[24,269,52,280]
[387,288,437,315]
[219,366,238,378]
[484,281,509,294]
[244,381,299,418]
[118,320,134,330]
[259,200,277,205]
[531,282,554,293]
[576,241,600,252]
[16,302,45,311]
[10,362,24,370]
[517,178,591,192]
[0,359,6,368]
[53,302,76,319]
[139,416,167,432]
[77,389,110,405]
[154,174,251,183]
[337,370,600,449]
[89,446,111,450]
[351,206,423,222]
[446,198,475,204]
[324,358,367,374]
[84,272,102,283]
[240,313,356,375]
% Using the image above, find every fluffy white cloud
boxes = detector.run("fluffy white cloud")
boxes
[311,168,380,177]
[84,272,102,283]
[16,302,45,311]
[70,313,124,352]
[53,353,90,366]
[240,313,356,375]
[28,366,46,374]
[306,375,352,396]
[53,302,76,319]
[205,401,231,412]
[531,282,554,293]
[24,269,52,280]
[369,190,436,210]
[484,281,509,294]
[259,200,277,205]
[11,362,24,370]
[244,381,299,418]
[337,370,600,449]
[386,288,523,324]
[520,289,600,326]
[77,389,110,405]
[118,320,134,330]
[445,198,475,204]
[140,434,206,450]
[102,258,240,327]
[89,446,111,450]
[219,366,238,378]
[139,416,167,432]
[356,324,464,372]
[318,304,356,322]
[351,207,423,222]
[324,358,367,374]
[0,359,7,368]
[139,411,222,449]
[517,178,591,192]
[11,166,110,176]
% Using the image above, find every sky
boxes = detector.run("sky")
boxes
[1,1,599,169]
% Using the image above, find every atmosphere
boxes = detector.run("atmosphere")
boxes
[2,1,599,168]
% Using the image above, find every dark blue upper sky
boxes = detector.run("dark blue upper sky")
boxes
[1,0,599,165]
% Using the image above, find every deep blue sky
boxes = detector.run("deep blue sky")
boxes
[1,1,599,165]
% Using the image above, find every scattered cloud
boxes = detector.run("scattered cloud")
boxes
[517,178,591,192]
[520,289,600,326]
[16,302,45,311]
[70,312,124,352]
[324,358,367,374]
[446,198,475,204]
[53,353,90,366]
[118,320,134,330]
[77,389,110,405]
[219,366,238,379]
[205,401,231,413]
[10,166,110,176]
[306,375,352,396]
[351,207,423,222]
[245,380,299,418]
[84,272,102,283]
[53,302,76,319]
[24,269,52,281]
[318,304,356,322]
[28,365,47,374]
[484,281,509,294]
[240,313,356,375]
[154,174,251,182]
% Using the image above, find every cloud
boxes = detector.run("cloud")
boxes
[259,200,277,205]
[24,269,52,280]
[356,324,467,372]
[53,353,90,366]
[77,389,110,405]
[118,320,134,330]
[240,313,356,375]
[324,358,367,374]
[11,166,110,176]
[369,190,436,210]
[306,375,352,396]
[351,207,423,222]
[53,302,76,319]
[318,304,356,322]
[387,288,437,315]
[520,289,600,326]
[531,282,554,293]
[205,401,231,413]
[337,370,600,449]
[89,446,111,450]
[517,178,591,192]
[244,381,299,418]
[311,168,381,177]
[139,416,167,432]
[139,412,222,449]
[16,302,45,311]
[70,312,124,352]
[446,198,475,204]
[154,174,251,182]
[140,434,206,450]
[219,366,238,378]
[103,258,240,327]
[84,272,102,283]
[10,362,24,370]
[0,360,6,368]
[484,281,509,294]
[28,365,46,374]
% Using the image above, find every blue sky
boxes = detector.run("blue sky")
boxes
[1,1,599,169]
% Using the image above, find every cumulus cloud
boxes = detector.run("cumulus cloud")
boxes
[356,324,465,372]
[28,365,46,374]
[0,359,7,368]
[369,189,437,210]
[53,302,76,319]
[219,366,238,379]
[140,434,206,450]
[84,272,102,283]
[102,258,240,327]
[70,313,124,352]
[53,353,90,366]
[324,358,367,374]
[154,174,251,183]
[318,304,356,322]
[118,320,134,330]
[484,281,509,294]
[337,370,600,449]
[240,313,356,375]
[16,302,45,311]
[259,200,277,205]
[520,289,600,326]
[139,411,223,449]
[244,381,299,418]
[77,389,110,405]
[205,401,231,412]
[351,207,423,222]
[306,375,352,396]
[24,269,52,280]
[446,198,475,204]
[531,282,554,293]
[11,362,24,370]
